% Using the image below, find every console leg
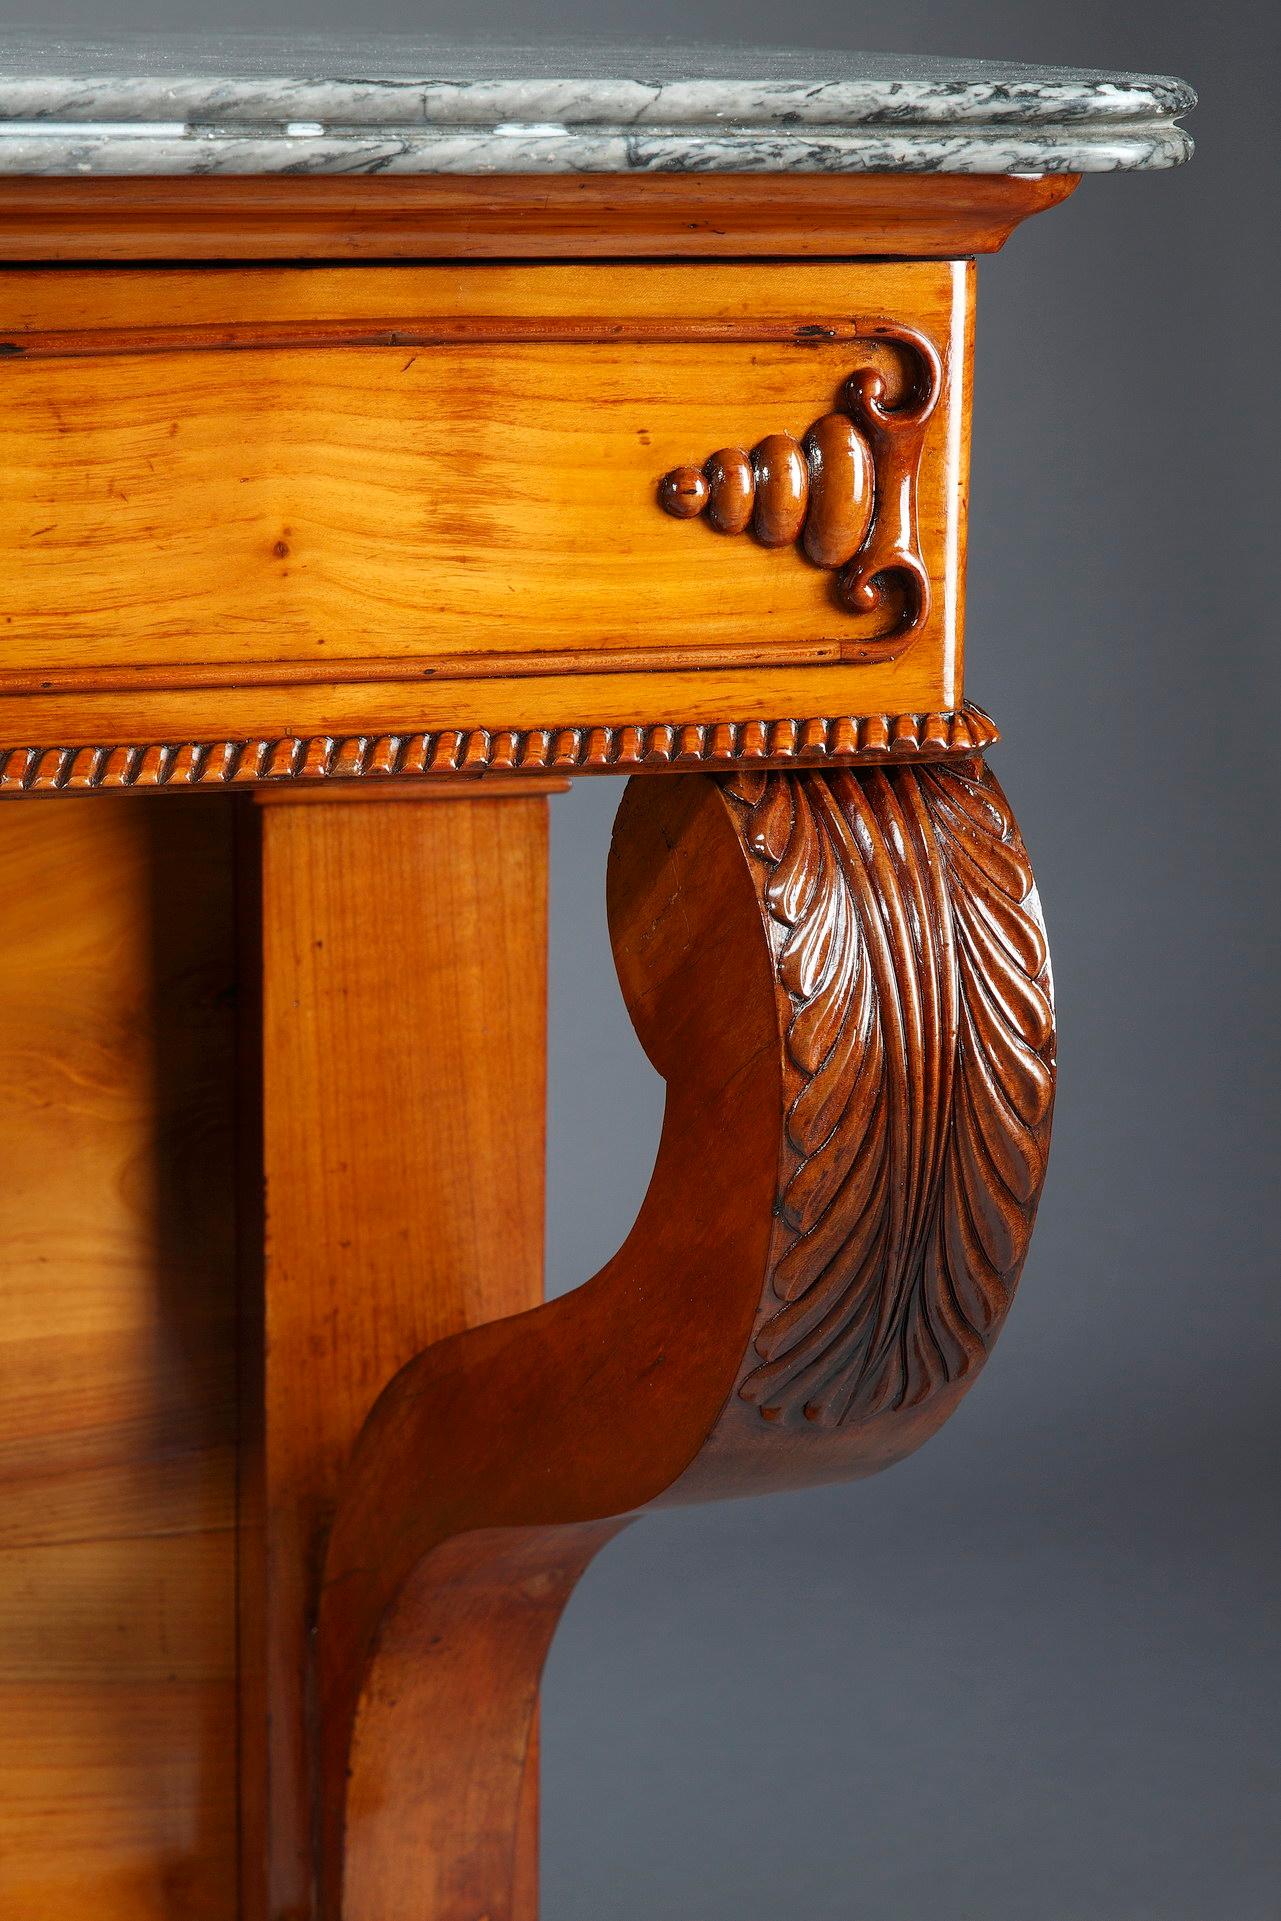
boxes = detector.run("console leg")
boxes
[237,786,554,1921]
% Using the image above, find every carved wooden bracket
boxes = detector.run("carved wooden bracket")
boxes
[315,757,1053,1918]
[658,322,941,647]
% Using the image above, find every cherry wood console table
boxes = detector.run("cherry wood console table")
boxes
[0,37,1193,1921]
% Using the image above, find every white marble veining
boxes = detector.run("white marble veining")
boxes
[0,36,1195,176]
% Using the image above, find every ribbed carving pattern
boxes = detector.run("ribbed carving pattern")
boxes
[725,761,1055,1427]
[0,707,996,794]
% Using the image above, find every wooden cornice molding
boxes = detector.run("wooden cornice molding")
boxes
[0,171,1079,264]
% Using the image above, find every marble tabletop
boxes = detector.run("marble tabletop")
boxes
[0,35,1195,177]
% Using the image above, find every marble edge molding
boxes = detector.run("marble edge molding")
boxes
[0,70,1196,127]
[0,124,1193,175]
[0,707,1000,794]
[0,54,1195,173]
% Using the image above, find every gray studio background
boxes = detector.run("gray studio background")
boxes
[10,3,1278,1915]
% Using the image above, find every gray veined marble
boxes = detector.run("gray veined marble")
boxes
[0,35,1195,177]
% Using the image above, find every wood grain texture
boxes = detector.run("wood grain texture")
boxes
[0,798,238,1921]
[314,758,1055,1918]
[242,790,549,1920]
[0,705,999,796]
[0,150,1088,1921]
[0,171,1079,263]
[0,261,971,745]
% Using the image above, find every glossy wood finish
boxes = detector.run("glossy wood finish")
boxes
[0,800,238,1919]
[0,152,1081,1920]
[315,760,1054,1918]
[243,789,549,1920]
[0,753,1053,1920]
[0,263,971,759]
[0,705,1000,796]
[660,323,939,646]
[0,171,1079,263]
[795,415,876,564]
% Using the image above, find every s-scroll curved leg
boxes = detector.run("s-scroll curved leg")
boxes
[316,757,1055,1918]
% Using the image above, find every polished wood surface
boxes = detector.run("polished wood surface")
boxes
[0,171,1079,263]
[663,422,873,549]
[0,263,970,755]
[244,790,549,1919]
[0,707,1000,797]
[0,755,1054,1919]
[0,145,1085,1919]
[660,329,938,644]
[0,799,238,1919]
[316,760,1055,1918]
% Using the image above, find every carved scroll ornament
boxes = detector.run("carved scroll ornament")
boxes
[658,322,941,649]
[315,756,1054,1918]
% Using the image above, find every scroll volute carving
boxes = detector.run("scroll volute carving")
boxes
[658,322,941,651]
[316,758,1054,1919]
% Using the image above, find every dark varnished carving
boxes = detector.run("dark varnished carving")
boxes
[727,765,1055,1428]
[658,324,941,646]
[315,756,1054,1918]
[796,412,875,565]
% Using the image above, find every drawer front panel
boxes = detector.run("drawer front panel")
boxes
[0,262,970,751]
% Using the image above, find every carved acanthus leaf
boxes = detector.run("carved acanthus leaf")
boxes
[727,761,1055,1428]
